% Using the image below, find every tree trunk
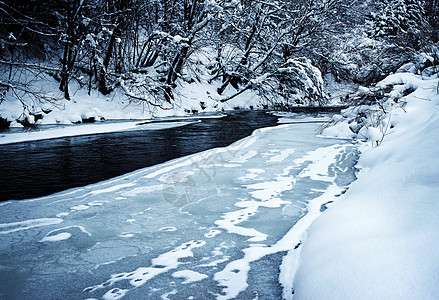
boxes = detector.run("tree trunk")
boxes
[98,0,126,95]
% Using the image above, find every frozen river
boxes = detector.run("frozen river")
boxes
[0,113,358,299]
[0,111,277,201]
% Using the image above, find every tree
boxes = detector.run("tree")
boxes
[367,0,429,49]
[208,0,341,106]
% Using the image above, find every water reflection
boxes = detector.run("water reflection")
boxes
[0,111,278,201]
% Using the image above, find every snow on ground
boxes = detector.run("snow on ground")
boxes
[290,73,439,299]
[0,120,200,145]
[0,70,264,128]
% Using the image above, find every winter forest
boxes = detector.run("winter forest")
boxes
[0,0,438,121]
[1,1,439,300]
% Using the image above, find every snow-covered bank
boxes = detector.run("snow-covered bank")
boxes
[0,72,265,128]
[291,74,439,299]
[0,120,198,145]
[0,113,227,145]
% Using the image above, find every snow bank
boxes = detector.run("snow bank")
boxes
[0,120,197,145]
[291,74,439,299]
[0,63,267,128]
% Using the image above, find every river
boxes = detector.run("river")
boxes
[0,111,358,299]
[0,111,277,201]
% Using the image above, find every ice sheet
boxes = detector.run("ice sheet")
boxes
[0,115,358,299]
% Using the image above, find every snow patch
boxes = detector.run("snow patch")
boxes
[172,270,208,284]
[0,218,63,235]
[86,240,206,293]
[267,148,295,162]
[0,121,196,145]
[40,232,72,242]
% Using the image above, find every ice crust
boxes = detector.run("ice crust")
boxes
[0,115,358,299]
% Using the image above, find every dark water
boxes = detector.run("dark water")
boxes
[0,111,279,201]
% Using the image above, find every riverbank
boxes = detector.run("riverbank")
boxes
[0,74,272,128]
[289,73,439,299]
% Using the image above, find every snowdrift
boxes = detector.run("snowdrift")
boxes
[292,73,439,299]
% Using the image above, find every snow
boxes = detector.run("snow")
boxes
[40,232,72,242]
[70,204,89,211]
[290,73,439,299]
[172,270,208,284]
[214,142,353,299]
[0,120,197,145]
[0,61,266,131]
[87,240,207,291]
[103,288,128,300]
[320,121,355,139]
[0,218,63,234]
[159,227,177,232]
[267,148,295,162]
[2,67,437,299]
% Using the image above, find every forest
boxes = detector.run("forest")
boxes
[0,0,438,123]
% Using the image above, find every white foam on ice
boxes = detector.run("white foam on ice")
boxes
[159,227,177,232]
[215,206,267,242]
[267,148,295,163]
[83,183,136,197]
[160,289,177,300]
[238,168,265,182]
[118,233,134,238]
[214,144,348,299]
[294,145,344,181]
[40,225,91,242]
[245,175,296,202]
[102,288,128,300]
[172,270,208,284]
[119,185,162,197]
[86,240,206,293]
[88,201,106,206]
[0,218,63,234]
[70,204,89,211]
[215,184,343,300]
[40,232,72,242]
[230,150,258,163]
[233,151,298,232]
[204,229,221,238]
[56,212,69,217]
[198,257,230,268]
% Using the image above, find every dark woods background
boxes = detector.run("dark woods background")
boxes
[0,0,438,108]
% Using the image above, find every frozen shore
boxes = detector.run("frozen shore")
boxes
[290,74,439,299]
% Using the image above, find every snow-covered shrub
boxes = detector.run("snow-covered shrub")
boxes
[272,58,328,107]
[321,49,439,145]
